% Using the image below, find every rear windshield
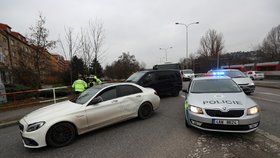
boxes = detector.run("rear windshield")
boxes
[190,79,242,93]
[154,64,180,70]
[126,71,146,83]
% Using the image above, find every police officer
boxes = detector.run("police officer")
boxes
[72,75,87,94]
[89,75,102,87]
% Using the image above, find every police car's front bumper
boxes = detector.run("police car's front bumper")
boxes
[186,110,260,133]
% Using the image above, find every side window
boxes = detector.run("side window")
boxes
[98,87,117,102]
[143,73,155,84]
[117,85,142,97]
[248,72,252,74]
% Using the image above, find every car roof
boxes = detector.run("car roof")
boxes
[93,82,139,89]
[192,76,231,81]
[138,69,180,73]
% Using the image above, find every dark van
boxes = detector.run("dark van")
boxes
[126,70,182,96]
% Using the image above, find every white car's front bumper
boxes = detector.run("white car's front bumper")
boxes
[19,119,48,148]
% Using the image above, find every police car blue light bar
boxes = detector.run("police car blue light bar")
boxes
[212,71,225,76]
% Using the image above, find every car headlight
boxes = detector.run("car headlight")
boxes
[26,121,45,132]
[189,105,203,114]
[247,106,259,115]
[249,82,255,86]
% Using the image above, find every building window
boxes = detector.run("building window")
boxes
[0,47,5,63]
[11,39,14,45]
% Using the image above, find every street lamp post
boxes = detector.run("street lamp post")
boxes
[175,21,199,60]
[159,46,173,62]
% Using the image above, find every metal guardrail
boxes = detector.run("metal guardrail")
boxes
[38,86,69,104]
[0,86,71,108]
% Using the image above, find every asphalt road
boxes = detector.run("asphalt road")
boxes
[0,82,280,158]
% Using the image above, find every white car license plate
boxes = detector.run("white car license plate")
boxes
[212,119,239,125]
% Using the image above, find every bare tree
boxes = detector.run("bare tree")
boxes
[89,20,105,61]
[59,27,81,83]
[198,29,224,57]
[78,19,105,75]
[28,13,56,87]
[260,25,280,61]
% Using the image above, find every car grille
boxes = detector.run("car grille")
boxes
[205,109,244,117]
[19,123,24,131]
[201,123,251,131]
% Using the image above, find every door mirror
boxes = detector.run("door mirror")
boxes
[89,96,103,105]
[182,89,188,93]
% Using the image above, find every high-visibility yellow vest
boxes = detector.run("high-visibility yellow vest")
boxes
[72,79,87,92]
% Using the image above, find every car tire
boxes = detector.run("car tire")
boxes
[138,102,153,119]
[185,118,191,128]
[46,122,76,147]
[185,113,191,128]
[172,90,180,97]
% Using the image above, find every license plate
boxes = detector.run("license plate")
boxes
[212,119,239,125]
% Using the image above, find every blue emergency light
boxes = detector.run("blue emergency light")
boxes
[212,71,225,76]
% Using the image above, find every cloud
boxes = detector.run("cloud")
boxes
[1,0,279,68]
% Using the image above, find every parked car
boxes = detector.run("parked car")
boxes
[19,83,160,148]
[126,70,182,96]
[246,71,264,80]
[182,69,195,81]
[208,69,255,95]
[183,76,260,133]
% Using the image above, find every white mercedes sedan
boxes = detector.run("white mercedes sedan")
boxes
[19,83,160,148]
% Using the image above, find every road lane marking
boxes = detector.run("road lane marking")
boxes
[250,96,280,104]
[255,92,280,97]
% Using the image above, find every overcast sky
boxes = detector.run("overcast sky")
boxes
[1,0,279,68]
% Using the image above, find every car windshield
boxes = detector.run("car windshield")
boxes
[255,71,263,74]
[190,79,242,93]
[70,87,101,104]
[183,70,193,74]
[212,70,247,78]
[126,71,146,82]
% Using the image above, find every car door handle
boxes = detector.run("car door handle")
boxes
[136,95,141,97]
[111,100,118,103]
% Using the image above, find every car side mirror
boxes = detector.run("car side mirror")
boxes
[182,89,188,93]
[89,96,103,105]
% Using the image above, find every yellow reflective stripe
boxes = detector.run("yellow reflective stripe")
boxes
[184,101,188,109]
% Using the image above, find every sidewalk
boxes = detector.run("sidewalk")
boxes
[0,103,50,128]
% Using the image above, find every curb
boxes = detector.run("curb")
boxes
[0,120,19,129]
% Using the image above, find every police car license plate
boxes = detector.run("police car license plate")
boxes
[212,119,239,125]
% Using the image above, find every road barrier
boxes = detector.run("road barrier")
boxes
[0,86,72,110]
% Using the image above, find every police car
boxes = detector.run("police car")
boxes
[19,83,160,148]
[183,76,260,133]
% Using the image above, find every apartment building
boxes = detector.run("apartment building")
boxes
[0,23,68,85]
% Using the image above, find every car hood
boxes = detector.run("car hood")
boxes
[187,92,256,109]
[23,100,83,124]
[232,77,253,85]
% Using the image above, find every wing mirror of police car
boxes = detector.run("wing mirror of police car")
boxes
[182,89,188,93]
[89,96,103,105]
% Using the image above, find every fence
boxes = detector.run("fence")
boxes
[0,86,72,110]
